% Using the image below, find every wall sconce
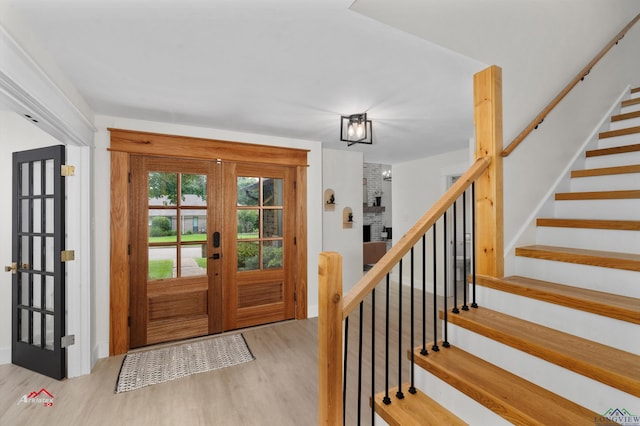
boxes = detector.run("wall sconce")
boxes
[340,113,372,146]
[382,170,392,181]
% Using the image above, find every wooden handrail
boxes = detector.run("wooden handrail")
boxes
[502,13,640,157]
[341,155,491,317]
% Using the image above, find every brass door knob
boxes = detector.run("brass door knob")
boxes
[4,263,17,274]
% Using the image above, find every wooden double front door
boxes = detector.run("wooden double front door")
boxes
[128,156,296,348]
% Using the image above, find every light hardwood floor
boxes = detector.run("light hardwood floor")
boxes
[0,280,453,425]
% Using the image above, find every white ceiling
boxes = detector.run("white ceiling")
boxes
[4,0,486,164]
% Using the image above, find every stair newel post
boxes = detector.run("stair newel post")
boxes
[473,65,504,279]
[318,252,343,426]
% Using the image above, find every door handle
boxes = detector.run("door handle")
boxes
[4,262,17,274]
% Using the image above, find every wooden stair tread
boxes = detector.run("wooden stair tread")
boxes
[612,110,640,122]
[599,125,640,139]
[476,274,640,324]
[571,164,640,178]
[555,189,640,200]
[586,143,640,157]
[414,344,602,425]
[632,87,640,94]
[621,97,640,108]
[444,307,640,396]
[536,218,640,231]
[515,245,640,272]
[373,384,467,426]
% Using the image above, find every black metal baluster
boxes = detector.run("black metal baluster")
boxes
[371,288,376,426]
[421,235,428,356]
[383,274,391,405]
[443,213,450,348]
[462,189,469,311]
[452,200,460,314]
[432,224,439,352]
[343,316,349,426]
[409,248,416,394]
[471,182,478,309]
[396,260,404,400]
[357,302,364,424]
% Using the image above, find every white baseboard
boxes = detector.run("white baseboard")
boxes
[0,346,10,364]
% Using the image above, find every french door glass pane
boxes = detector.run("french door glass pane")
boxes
[45,314,54,350]
[148,172,177,206]
[149,210,177,242]
[237,241,259,271]
[263,178,283,206]
[20,273,29,306]
[45,276,54,311]
[32,161,41,196]
[148,245,176,280]
[32,274,41,308]
[262,240,283,269]
[237,177,259,207]
[237,210,259,238]
[45,237,55,273]
[181,174,207,205]
[263,210,283,237]
[20,309,29,343]
[32,311,41,347]
[45,159,54,195]
[45,198,54,233]
[21,163,29,196]
[33,199,41,233]
[181,245,206,277]
[32,236,41,271]
[21,200,29,232]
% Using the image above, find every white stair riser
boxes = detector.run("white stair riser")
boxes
[473,285,639,355]
[570,172,640,191]
[413,367,512,426]
[610,117,640,130]
[554,198,640,220]
[621,103,640,115]
[597,133,640,149]
[630,91,640,100]
[513,256,640,298]
[535,227,640,253]
[448,323,640,412]
[585,151,640,168]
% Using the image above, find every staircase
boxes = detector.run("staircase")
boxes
[376,89,640,425]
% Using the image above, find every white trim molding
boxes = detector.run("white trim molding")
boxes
[0,25,95,146]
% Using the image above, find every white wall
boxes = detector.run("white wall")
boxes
[322,148,363,293]
[92,115,323,361]
[503,21,640,261]
[393,148,470,292]
[0,111,61,363]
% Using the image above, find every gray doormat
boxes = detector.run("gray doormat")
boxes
[115,333,255,393]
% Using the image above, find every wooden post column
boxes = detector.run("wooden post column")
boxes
[474,65,504,277]
[318,252,343,425]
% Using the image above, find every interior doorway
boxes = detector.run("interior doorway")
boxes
[446,175,472,296]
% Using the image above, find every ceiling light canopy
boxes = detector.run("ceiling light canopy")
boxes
[340,113,372,146]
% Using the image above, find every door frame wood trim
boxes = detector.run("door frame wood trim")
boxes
[109,129,309,355]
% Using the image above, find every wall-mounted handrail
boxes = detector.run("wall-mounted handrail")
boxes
[341,155,491,318]
[502,13,640,157]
